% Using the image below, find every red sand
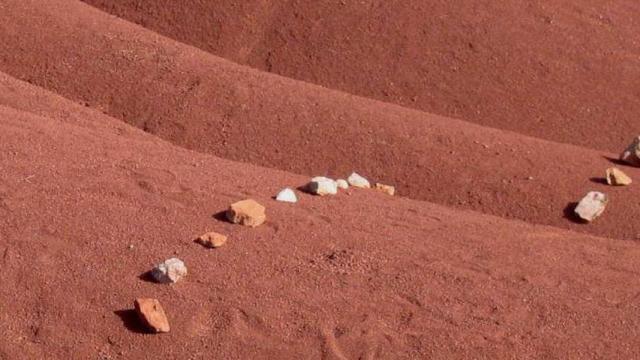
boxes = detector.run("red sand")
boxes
[1,0,640,358]
[2,70,640,358]
[1,0,640,240]
[83,0,640,152]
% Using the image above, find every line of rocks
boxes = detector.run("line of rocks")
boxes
[574,137,637,222]
[134,172,395,333]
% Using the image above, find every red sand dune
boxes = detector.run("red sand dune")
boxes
[1,0,640,358]
[0,0,639,240]
[2,70,640,359]
[83,0,640,151]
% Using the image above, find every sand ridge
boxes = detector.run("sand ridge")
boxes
[0,73,639,358]
[0,0,639,358]
[0,0,639,239]
[83,0,640,151]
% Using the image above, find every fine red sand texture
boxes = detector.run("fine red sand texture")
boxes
[82,0,640,151]
[1,0,640,358]
[2,71,640,359]
[1,0,640,241]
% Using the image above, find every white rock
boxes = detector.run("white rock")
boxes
[276,188,297,203]
[347,172,370,188]
[151,258,187,284]
[336,179,349,189]
[307,176,337,196]
[620,136,640,167]
[574,191,608,222]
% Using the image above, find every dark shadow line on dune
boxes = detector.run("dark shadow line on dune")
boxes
[589,177,608,185]
[603,156,628,166]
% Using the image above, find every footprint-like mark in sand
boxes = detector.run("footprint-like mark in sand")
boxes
[230,307,279,347]
[320,326,349,360]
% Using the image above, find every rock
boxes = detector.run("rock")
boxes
[134,298,170,333]
[151,258,187,284]
[606,167,632,186]
[574,191,608,222]
[620,136,640,166]
[275,188,297,203]
[196,232,227,248]
[347,172,370,188]
[374,183,395,196]
[306,176,338,196]
[336,179,349,190]
[226,199,266,227]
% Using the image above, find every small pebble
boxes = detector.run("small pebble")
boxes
[196,232,228,248]
[347,172,370,188]
[134,298,170,333]
[275,188,298,203]
[307,176,338,196]
[574,191,608,222]
[151,258,187,284]
[336,179,349,190]
[606,167,632,186]
[226,199,266,227]
[374,183,395,196]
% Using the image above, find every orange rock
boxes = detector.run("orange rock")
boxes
[606,167,632,186]
[134,298,170,333]
[196,231,228,248]
[226,199,266,227]
[375,183,395,196]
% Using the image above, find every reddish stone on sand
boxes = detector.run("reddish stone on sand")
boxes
[134,298,170,333]
[375,183,396,196]
[226,199,266,227]
[196,231,228,248]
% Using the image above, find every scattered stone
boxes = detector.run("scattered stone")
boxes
[275,188,297,203]
[620,136,640,166]
[196,232,228,248]
[306,176,338,196]
[347,172,370,188]
[151,258,187,284]
[134,298,170,333]
[336,179,349,190]
[226,199,266,227]
[374,183,395,196]
[574,191,608,222]
[606,167,632,186]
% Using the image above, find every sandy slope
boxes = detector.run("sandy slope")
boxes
[1,0,639,241]
[1,70,640,359]
[82,0,640,152]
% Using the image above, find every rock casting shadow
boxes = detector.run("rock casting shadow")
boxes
[563,202,588,224]
[114,309,148,334]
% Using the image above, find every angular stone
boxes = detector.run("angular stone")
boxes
[375,183,395,196]
[226,199,266,227]
[151,258,187,284]
[347,172,370,188]
[134,298,170,333]
[306,176,337,196]
[620,136,640,167]
[606,167,632,186]
[574,191,608,222]
[336,179,349,190]
[196,232,228,248]
[275,188,297,203]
